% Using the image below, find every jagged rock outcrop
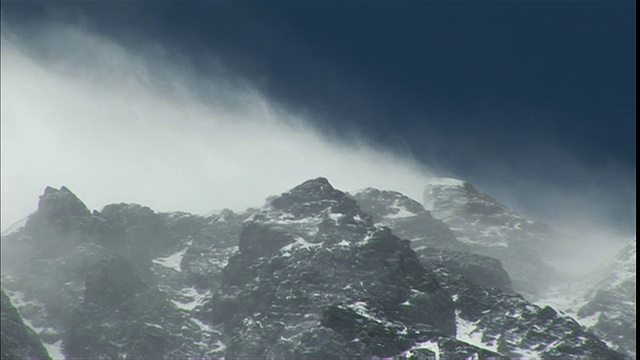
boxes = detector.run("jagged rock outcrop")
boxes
[64,256,209,359]
[208,178,459,358]
[429,265,626,359]
[0,186,233,359]
[354,188,465,252]
[0,188,119,356]
[354,188,513,292]
[417,249,513,293]
[1,289,51,360]
[355,185,627,358]
[0,181,629,359]
[22,186,109,255]
[175,209,253,288]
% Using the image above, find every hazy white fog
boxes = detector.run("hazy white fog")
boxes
[0,24,632,274]
[1,25,435,230]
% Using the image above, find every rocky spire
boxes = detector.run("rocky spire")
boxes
[23,186,92,237]
[37,186,91,218]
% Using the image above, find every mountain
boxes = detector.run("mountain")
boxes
[0,180,629,359]
[1,289,51,360]
[353,188,513,293]
[578,241,636,357]
[422,178,566,300]
[208,177,464,358]
[0,186,244,358]
[539,241,636,358]
[353,185,633,358]
[420,178,636,358]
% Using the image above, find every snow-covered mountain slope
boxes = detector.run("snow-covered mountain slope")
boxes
[354,185,633,358]
[432,263,623,359]
[423,178,565,300]
[208,177,476,358]
[354,188,466,252]
[354,188,513,293]
[207,178,622,358]
[538,240,636,358]
[422,177,636,358]
[0,180,628,359]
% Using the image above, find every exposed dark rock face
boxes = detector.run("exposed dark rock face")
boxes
[28,186,92,224]
[209,178,456,358]
[354,188,465,252]
[417,249,513,292]
[421,178,636,357]
[0,181,630,359]
[354,188,513,292]
[1,290,51,360]
[83,257,146,307]
[19,186,108,259]
[354,185,626,359]
[444,275,625,359]
[0,188,120,356]
[159,209,251,288]
[64,257,190,359]
[1,186,232,359]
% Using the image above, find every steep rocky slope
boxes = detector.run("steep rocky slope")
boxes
[0,179,628,359]
[206,178,622,359]
[208,178,464,358]
[1,289,51,360]
[354,186,627,358]
[422,178,565,300]
[354,188,513,293]
[0,186,243,359]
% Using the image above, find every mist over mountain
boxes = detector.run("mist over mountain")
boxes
[1,2,635,359]
[1,178,635,359]
[1,1,635,236]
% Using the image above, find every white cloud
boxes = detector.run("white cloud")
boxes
[1,23,632,274]
[1,25,434,230]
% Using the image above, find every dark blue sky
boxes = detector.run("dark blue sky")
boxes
[1,1,636,232]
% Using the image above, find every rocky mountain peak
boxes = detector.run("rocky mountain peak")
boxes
[35,186,91,220]
[422,178,559,300]
[354,187,465,253]
[235,178,374,262]
[267,177,366,222]
[21,186,100,252]
[210,178,460,358]
[354,188,425,221]
[276,177,335,200]
[423,177,507,218]
[270,177,343,208]
[1,177,632,359]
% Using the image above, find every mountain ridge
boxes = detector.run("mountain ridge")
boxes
[0,180,633,359]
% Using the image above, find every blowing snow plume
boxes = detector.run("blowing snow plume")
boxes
[1,20,633,273]
[0,14,635,359]
[0,24,434,231]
